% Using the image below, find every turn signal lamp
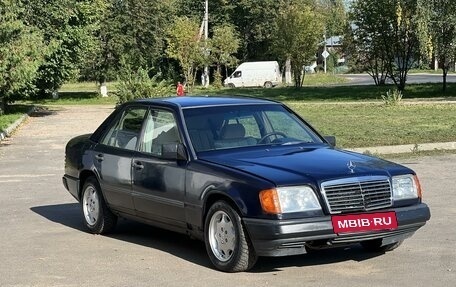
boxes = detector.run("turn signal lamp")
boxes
[259,189,282,214]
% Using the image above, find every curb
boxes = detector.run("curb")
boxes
[347,142,456,155]
[0,107,35,141]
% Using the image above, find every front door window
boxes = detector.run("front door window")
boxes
[140,109,180,157]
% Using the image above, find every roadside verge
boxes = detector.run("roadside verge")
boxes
[0,107,35,141]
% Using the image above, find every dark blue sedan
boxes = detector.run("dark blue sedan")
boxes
[63,96,430,272]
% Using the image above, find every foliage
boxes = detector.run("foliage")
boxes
[93,0,177,83]
[273,1,324,87]
[350,0,421,91]
[20,0,106,98]
[166,17,205,89]
[0,0,45,113]
[349,1,391,85]
[210,24,240,81]
[381,89,403,106]
[318,0,347,36]
[231,0,281,61]
[116,61,172,104]
[213,70,223,89]
[416,0,456,92]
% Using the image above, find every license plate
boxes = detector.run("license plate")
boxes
[331,212,398,234]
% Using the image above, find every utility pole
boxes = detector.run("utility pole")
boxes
[204,0,209,87]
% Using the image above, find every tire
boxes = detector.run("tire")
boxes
[264,81,273,88]
[81,176,117,234]
[227,83,235,88]
[204,201,257,272]
[361,239,403,252]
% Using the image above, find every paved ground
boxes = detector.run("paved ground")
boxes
[341,73,456,85]
[0,105,455,287]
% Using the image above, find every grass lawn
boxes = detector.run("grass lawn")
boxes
[197,83,456,101]
[2,81,455,148]
[287,103,456,148]
[0,105,32,132]
[30,92,118,105]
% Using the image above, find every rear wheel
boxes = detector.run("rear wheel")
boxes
[264,81,273,88]
[81,176,117,234]
[361,239,403,252]
[204,201,257,272]
[227,83,235,88]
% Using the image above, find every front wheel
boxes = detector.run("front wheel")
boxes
[361,239,403,252]
[204,201,257,272]
[81,176,117,234]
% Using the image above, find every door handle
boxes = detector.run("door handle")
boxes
[132,161,144,170]
[95,154,104,161]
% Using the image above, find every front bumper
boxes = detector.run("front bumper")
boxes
[243,203,430,257]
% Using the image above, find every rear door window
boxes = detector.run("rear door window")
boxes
[101,107,147,150]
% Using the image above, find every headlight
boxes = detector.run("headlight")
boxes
[392,174,422,200]
[259,186,321,214]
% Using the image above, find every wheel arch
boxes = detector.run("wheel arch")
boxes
[78,170,99,199]
[202,191,243,228]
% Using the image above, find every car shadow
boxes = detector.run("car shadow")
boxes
[30,203,211,268]
[250,246,384,273]
[31,203,384,273]
[30,106,60,118]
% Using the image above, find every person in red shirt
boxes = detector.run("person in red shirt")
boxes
[176,81,185,96]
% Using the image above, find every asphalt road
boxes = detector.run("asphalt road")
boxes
[0,106,455,287]
[341,73,456,85]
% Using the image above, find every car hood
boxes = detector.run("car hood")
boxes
[199,145,411,186]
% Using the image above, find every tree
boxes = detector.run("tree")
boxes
[349,1,390,85]
[416,0,456,92]
[273,1,324,87]
[232,0,281,61]
[318,0,347,36]
[0,0,45,113]
[166,17,205,89]
[350,0,420,91]
[94,0,177,82]
[20,0,110,97]
[210,24,240,86]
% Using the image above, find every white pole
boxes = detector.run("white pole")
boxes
[323,33,327,74]
[204,0,209,87]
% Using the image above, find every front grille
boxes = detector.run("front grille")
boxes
[321,176,392,214]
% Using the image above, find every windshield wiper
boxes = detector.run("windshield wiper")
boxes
[281,140,313,145]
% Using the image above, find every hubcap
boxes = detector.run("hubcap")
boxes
[82,186,99,226]
[208,210,236,262]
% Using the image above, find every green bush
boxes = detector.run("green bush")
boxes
[381,89,403,106]
[213,70,223,89]
[116,65,173,104]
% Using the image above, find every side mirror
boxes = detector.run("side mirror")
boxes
[324,136,336,147]
[161,143,188,161]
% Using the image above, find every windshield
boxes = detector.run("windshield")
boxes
[183,104,323,152]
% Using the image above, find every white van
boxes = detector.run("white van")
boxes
[224,61,281,88]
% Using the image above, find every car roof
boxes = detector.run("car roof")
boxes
[133,96,279,109]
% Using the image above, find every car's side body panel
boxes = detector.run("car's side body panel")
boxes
[92,144,136,215]
[132,154,187,228]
